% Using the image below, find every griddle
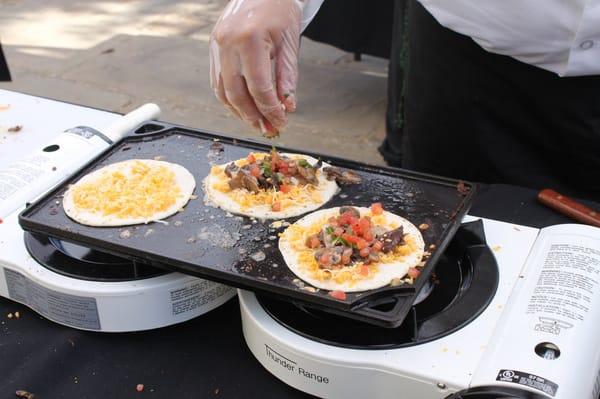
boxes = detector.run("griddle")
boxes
[19,123,475,328]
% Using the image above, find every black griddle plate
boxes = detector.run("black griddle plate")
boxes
[19,123,476,328]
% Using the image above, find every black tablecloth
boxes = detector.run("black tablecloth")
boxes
[0,184,591,399]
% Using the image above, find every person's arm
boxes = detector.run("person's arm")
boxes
[209,0,324,137]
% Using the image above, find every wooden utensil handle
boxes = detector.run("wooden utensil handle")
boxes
[537,189,600,227]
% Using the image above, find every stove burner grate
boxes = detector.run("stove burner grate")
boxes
[257,221,498,349]
[24,232,169,282]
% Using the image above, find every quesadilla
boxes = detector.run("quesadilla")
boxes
[279,204,425,293]
[63,159,196,226]
[204,149,338,219]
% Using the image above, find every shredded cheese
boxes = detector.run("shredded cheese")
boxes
[71,160,182,219]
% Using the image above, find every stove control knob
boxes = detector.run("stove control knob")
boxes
[534,342,560,360]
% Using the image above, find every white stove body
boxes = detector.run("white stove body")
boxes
[0,210,235,332]
[0,90,235,331]
[239,218,600,398]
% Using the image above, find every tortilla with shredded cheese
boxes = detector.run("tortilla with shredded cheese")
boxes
[63,159,196,226]
[203,153,338,219]
[279,207,425,292]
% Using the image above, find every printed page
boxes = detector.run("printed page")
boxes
[471,223,600,399]
[526,224,600,328]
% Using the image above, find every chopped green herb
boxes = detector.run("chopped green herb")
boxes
[260,162,272,178]
[298,159,310,168]
[325,226,334,235]
[332,236,351,246]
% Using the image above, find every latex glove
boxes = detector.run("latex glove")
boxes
[210,0,304,137]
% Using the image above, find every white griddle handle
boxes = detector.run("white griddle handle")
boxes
[102,103,162,142]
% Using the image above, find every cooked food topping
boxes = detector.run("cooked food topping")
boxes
[225,149,320,195]
[304,204,407,271]
[227,166,260,192]
[328,290,347,301]
[209,149,332,212]
[323,166,362,185]
[379,227,405,252]
[457,180,470,195]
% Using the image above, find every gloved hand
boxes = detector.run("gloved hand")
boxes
[210,0,304,137]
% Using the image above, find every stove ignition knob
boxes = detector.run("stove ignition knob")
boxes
[534,342,560,360]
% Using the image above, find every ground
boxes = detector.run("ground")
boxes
[0,0,389,164]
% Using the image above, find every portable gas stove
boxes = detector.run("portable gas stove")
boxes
[0,90,235,332]
[239,217,600,398]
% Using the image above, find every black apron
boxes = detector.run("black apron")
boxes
[303,0,395,59]
[0,43,10,81]
[382,0,600,200]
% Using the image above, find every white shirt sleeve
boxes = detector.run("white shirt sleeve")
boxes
[418,0,600,76]
[300,0,325,31]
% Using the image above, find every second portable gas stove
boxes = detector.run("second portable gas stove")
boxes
[239,217,600,399]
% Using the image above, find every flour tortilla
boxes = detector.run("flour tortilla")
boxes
[63,159,196,226]
[203,153,338,219]
[279,207,425,292]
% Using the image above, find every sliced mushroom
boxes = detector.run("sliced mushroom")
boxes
[297,164,318,185]
[224,162,239,178]
[228,169,260,193]
[368,252,380,263]
[319,225,336,247]
[315,247,345,269]
[339,206,360,218]
[323,166,362,185]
